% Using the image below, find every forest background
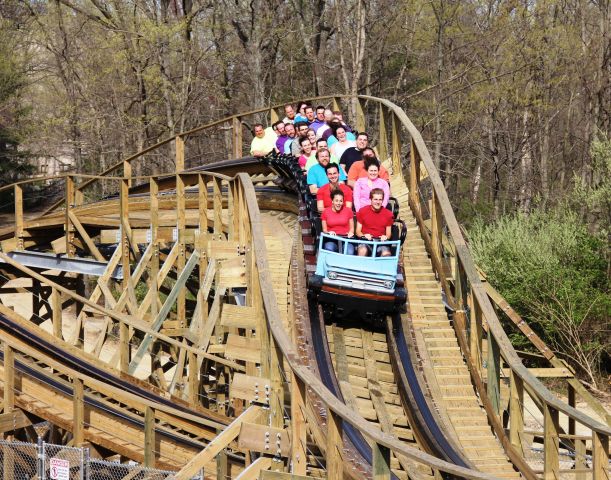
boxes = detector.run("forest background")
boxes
[0,0,609,390]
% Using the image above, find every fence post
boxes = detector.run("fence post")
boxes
[409,140,420,215]
[82,445,89,480]
[39,438,46,480]
[119,178,130,372]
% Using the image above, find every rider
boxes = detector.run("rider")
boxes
[355,188,394,257]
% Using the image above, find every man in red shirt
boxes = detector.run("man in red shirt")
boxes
[356,188,394,256]
[347,148,389,187]
[316,163,353,212]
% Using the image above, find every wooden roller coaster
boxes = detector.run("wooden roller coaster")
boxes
[0,95,608,480]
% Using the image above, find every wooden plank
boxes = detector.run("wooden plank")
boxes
[225,335,261,364]
[238,422,289,457]
[509,370,524,455]
[197,287,225,352]
[217,256,247,287]
[144,406,155,467]
[73,377,84,446]
[68,211,105,262]
[172,405,262,480]
[221,305,257,329]
[591,431,609,480]
[520,367,572,378]
[260,470,310,480]
[372,442,391,480]
[234,456,272,480]
[208,240,242,260]
[230,373,272,403]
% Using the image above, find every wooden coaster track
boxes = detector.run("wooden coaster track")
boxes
[0,95,608,480]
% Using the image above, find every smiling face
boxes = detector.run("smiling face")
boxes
[356,134,368,150]
[316,108,325,121]
[301,139,312,155]
[307,130,317,144]
[326,165,339,184]
[285,105,295,119]
[371,193,384,211]
[298,124,309,137]
[331,192,344,211]
[317,149,331,167]
[285,123,295,137]
[367,164,379,180]
[275,122,286,135]
[305,107,315,121]
[254,125,265,138]
[336,127,347,142]
[317,140,328,150]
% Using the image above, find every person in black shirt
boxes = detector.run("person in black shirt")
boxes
[340,132,369,174]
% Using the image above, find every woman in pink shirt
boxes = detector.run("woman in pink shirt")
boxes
[352,159,390,211]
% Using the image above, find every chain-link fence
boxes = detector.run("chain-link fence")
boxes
[0,440,202,480]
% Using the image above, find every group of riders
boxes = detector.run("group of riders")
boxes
[250,102,396,257]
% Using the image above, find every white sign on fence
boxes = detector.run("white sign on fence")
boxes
[49,457,70,480]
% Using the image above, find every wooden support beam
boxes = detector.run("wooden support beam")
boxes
[574,437,587,480]
[430,192,442,262]
[176,172,186,327]
[3,343,15,414]
[372,442,391,480]
[0,409,31,433]
[51,287,62,339]
[543,403,560,480]
[128,250,200,374]
[150,177,159,320]
[591,431,609,480]
[65,175,76,257]
[509,370,524,455]
[469,293,483,377]
[144,406,155,468]
[212,177,223,238]
[68,211,105,262]
[170,405,262,480]
[486,333,501,415]
[235,456,272,480]
[409,139,420,213]
[72,377,84,446]
[290,373,307,476]
[326,410,343,480]
[14,184,23,250]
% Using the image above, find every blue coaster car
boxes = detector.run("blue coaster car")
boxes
[308,233,407,320]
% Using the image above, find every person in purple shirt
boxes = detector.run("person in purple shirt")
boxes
[276,123,295,153]
[310,105,326,133]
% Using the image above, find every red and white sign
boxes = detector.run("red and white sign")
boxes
[49,457,70,480]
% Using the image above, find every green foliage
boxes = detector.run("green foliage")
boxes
[571,136,611,232]
[468,209,610,386]
[0,19,33,188]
